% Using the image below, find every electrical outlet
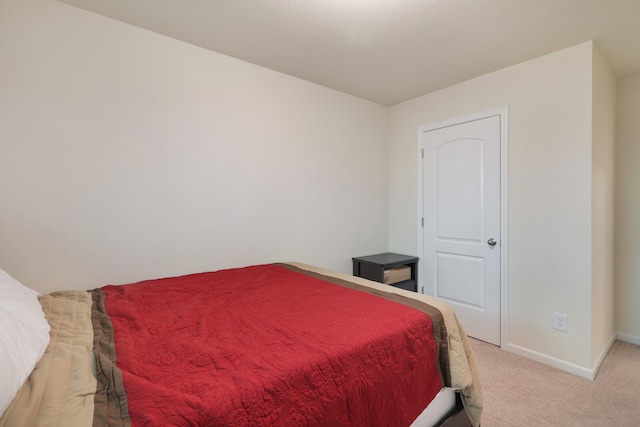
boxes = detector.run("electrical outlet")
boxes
[553,313,568,332]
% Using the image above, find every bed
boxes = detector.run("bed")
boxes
[0,262,482,427]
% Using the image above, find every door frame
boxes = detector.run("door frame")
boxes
[417,106,509,348]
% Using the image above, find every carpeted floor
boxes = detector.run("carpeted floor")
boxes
[469,338,640,426]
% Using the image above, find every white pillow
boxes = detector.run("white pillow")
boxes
[0,268,51,418]
[0,306,50,417]
[0,268,50,337]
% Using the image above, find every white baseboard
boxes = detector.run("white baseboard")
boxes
[504,343,595,380]
[592,333,617,379]
[504,333,617,381]
[502,333,631,381]
[617,332,640,346]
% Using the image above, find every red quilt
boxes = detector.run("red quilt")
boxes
[98,264,443,426]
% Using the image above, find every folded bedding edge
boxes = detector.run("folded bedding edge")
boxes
[0,291,96,427]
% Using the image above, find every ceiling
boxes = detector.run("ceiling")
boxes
[58,0,640,106]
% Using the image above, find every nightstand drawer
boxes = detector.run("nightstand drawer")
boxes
[384,265,411,284]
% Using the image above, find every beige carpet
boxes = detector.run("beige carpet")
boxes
[469,338,640,426]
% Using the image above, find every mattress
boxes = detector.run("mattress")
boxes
[0,262,482,427]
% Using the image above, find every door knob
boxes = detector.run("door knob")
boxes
[487,238,497,246]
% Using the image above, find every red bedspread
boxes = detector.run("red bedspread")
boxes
[100,264,443,426]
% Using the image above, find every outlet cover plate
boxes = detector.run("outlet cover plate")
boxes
[553,313,568,332]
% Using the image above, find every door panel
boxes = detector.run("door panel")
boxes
[436,253,485,308]
[421,115,501,345]
[435,138,483,241]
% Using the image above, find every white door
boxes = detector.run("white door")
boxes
[420,115,501,345]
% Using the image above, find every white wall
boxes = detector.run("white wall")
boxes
[0,0,629,376]
[590,46,617,365]
[0,0,389,293]
[389,42,605,373]
[615,72,640,344]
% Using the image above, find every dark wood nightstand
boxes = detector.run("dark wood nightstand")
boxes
[352,253,419,292]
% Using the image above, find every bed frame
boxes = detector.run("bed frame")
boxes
[438,395,472,427]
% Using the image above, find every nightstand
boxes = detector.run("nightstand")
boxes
[352,253,418,292]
